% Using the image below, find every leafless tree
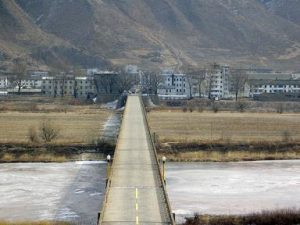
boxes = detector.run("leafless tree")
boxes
[184,65,206,98]
[94,72,118,94]
[117,69,138,93]
[9,60,27,94]
[28,126,39,144]
[143,71,162,95]
[230,69,248,101]
[39,120,60,143]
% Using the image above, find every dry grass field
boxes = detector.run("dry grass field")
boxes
[0,105,111,144]
[148,110,300,143]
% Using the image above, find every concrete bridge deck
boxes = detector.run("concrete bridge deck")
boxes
[99,95,175,225]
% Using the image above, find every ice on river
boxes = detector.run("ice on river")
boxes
[1,160,300,223]
[167,160,300,221]
[0,161,106,224]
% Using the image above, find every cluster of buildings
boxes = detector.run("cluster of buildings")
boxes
[0,70,119,99]
[1,63,300,101]
[0,64,142,100]
[157,64,300,101]
[245,73,300,99]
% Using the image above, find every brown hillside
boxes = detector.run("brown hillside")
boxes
[1,0,300,70]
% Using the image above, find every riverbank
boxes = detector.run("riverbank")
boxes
[157,141,300,162]
[183,209,300,225]
[0,142,115,163]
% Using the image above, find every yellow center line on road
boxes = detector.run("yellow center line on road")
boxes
[135,188,139,225]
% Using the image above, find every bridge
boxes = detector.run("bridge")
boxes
[99,95,176,225]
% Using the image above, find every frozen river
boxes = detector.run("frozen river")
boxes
[0,160,300,223]
[0,161,107,224]
[167,160,300,220]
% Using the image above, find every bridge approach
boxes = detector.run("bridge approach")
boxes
[99,95,175,225]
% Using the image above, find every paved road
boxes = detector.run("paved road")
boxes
[100,95,173,225]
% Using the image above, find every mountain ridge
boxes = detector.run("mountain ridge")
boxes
[1,0,300,71]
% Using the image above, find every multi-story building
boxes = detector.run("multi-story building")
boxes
[158,71,191,100]
[75,77,96,99]
[42,76,96,99]
[206,64,230,99]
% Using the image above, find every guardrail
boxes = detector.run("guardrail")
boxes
[139,95,176,225]
[98,101,127,225]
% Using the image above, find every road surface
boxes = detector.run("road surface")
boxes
[100,95,173,225]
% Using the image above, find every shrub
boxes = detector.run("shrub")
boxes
[182,107,188,112]
[189,107,194,112]
[39,120,60,143]
[197,107,204,113]
[29,103,39,112]
[276,103,284,114]
[0,106,8,112]
[282,130,291,142]
[236,101,248,112]
[28,126,39,143]
[212,103,219,113]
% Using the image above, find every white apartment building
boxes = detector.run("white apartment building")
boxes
[20,78,43,89]
[158,72,191,99]
[0,76,8,89]
[0,76,42,89]
[207,64,230,99]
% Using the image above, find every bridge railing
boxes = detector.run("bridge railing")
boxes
[139,95,176,225]
[98,99,128,225]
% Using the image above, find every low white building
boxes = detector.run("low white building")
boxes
[0,76,43,90]
[246,79,300,98]
[243,72,300,98]
[30,71,49,79]
[20,78,43,89]
[158,72,191,100]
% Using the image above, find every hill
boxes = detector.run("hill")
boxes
[1,0,300,71]
[260,0,300,26]
[0,0,107,71]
